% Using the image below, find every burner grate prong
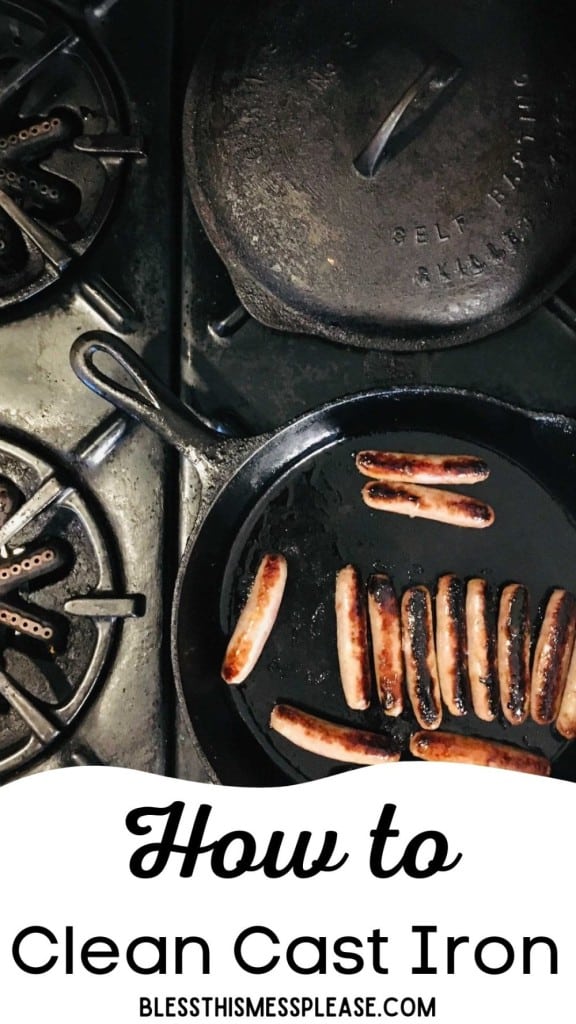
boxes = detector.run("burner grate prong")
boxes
[73,134,145,157]
[0,188,72,272]
[0,669,60,744]
[0,414,130,549]
[208,304,250,343]
[0,477,68,548]
[70,746,101,766]
[72,413,131,471]
[64,594,142,619]
[0,28,78,111]
[78,276,140,333]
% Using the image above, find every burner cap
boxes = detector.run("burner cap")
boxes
[184,0,576,351]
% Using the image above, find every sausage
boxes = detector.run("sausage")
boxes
[530,589,576,724]
[466,578,499,722]
[401,586,442,729]
[270,704,400,764]
[555,640,576,738]
[362,480,495,529]
[410,730,550,776]
[497,583,531,725]
[355,451,489,485]
[335,565,371,710]
[221,553,287,684]
[435,574,468,716]
[367,573,404,716]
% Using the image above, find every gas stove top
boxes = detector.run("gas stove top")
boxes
[0,0,176,780]
[1,0,576,785]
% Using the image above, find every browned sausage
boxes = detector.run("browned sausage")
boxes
[555,640,576,738]
[362,480,495,529]
[435,574,468,716]
[498,583,531,725]
[221,553,287,684]
[401,586,442,729]
[410,730,550,776]
[335,565,371,710]
[367,573,404,716]
[355,451,489,485]
[466,578,499,722]
[270,704,400,764]
[530,589,576,724]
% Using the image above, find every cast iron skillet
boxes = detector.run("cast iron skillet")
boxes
[70,331,576,785]
[184,0,576,352]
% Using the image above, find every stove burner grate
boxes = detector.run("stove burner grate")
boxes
[0,0,143,308]
[0,417,142,778]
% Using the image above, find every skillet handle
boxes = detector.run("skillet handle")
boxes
[70,331,220,462]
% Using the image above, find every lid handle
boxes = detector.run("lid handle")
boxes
[354,53,463,177]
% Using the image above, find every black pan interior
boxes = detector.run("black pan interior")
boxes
[175,389,576,786]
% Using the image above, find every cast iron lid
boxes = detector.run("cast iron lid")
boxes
[184,0,576,351]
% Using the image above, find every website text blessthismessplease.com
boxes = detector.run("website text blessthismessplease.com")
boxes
[137,995,437,1019]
